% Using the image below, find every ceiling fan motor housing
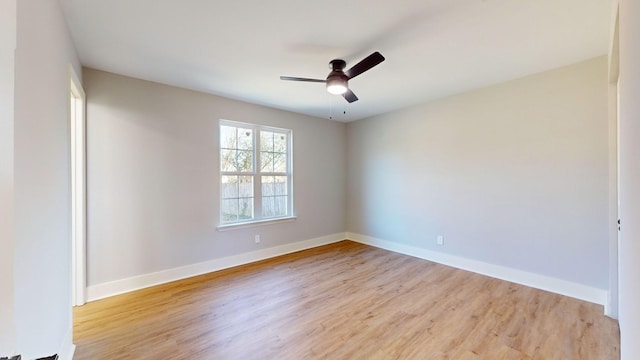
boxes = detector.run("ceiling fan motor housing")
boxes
[329,59,347,70]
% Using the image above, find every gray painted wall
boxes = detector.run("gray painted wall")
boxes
[347,57,609,289]
[0,0,16,355]
[12,0,81,358]
[84,68,347,286]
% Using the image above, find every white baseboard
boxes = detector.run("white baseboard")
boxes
[604,290,618,319]
[346,232,607,306]
[57,326,75,360]
[86,231,607,307]
[87,233,346,302]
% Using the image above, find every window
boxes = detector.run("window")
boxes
[219,120,293,225]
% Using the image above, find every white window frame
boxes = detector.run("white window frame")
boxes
[218,120,294,229]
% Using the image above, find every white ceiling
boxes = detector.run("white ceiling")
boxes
[60,0,610,122]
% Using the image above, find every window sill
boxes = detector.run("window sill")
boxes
[216,216,297,231]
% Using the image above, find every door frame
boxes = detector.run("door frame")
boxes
[606,4,620,319]
[69,65,86,306]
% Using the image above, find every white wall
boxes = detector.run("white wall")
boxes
[618,0,640,358]
[0,0,16,356]
[13,0,81,358]
[84,68,347,288]
[347,57,609,291]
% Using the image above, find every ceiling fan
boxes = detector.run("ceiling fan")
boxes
[280,51,385,103]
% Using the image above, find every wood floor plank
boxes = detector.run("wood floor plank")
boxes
[74,240,619,359]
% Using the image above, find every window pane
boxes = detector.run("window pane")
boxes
[262,176,274,196]
[262,196,287,218]
[236,150,253,172]
[274,176,287,195]
[260,174,288,218]
[220,149,237,172]
[221,176,238,198]
[238,197,253,220]
[261,151,274,172]
[221,199,238,222]
[220,126,237,149]
[273,152,286,173]
[274,132,287,153]
[262,197,275,217]
[260,131,273,152]
[237,128,253,150]
[274,195,287,216]
[239,176,253,198]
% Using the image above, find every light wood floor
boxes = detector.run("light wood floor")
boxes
[74,241,619,359]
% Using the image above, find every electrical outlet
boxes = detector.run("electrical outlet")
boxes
[254,235,261,244]
[437,235,444,246]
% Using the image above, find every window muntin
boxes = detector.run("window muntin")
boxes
[220,175,254,223]
[261,175,288,217]
[220,126,253,173]
[219,121,292,225]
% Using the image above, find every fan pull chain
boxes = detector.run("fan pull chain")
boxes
[327,96,346,120]
[329,95,333,120]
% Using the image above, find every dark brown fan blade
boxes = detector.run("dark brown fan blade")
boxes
[345,52,385,79]
[342,89,358,103]
[280,76,325,83]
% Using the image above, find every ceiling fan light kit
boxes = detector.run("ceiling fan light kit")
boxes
[280,51,385,103]
[326,76,348,95]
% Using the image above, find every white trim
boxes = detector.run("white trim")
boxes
[57,326,75,360]
[346,232,607,305]
[87,232,346,301]
[216,216,296,231]
[605,3,620,320]
[69,64,86,307]
[86,231,606,306]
